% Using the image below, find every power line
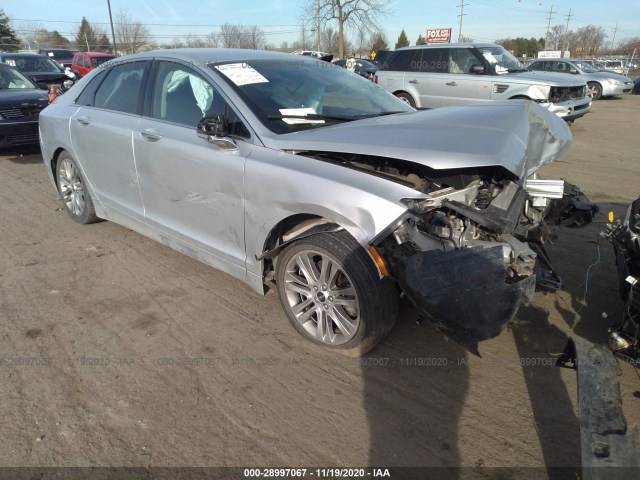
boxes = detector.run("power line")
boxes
[9,17,300,28]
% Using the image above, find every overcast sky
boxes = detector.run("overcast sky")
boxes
[5,0,640,47]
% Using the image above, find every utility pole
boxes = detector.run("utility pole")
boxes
[457,0,468,42]
[610,23,619,54]
[562,8,573,56]
[316,0,321,54]
[544,5,555,50]
[107,0,118,56]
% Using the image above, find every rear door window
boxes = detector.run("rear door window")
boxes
[94,62,147,115]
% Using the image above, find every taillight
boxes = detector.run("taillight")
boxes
[374,74,378,84]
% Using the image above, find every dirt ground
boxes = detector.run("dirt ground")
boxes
[1,95,639,477]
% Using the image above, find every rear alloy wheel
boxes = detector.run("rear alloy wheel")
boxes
[395,92,416,108]
[587,82,602,100]
[56,153,98,224]
[276,231,397,356]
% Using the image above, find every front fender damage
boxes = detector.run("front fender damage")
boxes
[394,246,536,353]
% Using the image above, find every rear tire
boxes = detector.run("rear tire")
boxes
[395,92,416,108]
[56,152,99,224]
[275,231,398,356]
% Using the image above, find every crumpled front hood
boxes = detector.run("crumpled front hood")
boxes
[265,100,572,180]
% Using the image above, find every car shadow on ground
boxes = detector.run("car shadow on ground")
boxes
[362,299,469,477]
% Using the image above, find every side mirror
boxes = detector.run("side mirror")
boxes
[196,115,238,150]
[197,115,227,137]
[469,64,485,74]
[569,68,578,74]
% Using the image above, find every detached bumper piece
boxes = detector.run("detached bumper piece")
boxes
[547,182,599,227]
[395,246,535,352]
[557,340,640,479]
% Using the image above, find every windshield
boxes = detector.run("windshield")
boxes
[0,65,37,89]
[91,56,115,67]
[46,50,75,60]
[211,59,412,134]
[476,46,526,74]
[3,55,64,73]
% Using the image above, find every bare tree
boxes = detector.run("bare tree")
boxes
[302,0,391,59]
[115,8,150,54]
[367,31,388,53]
[573,25,607,57]
[218,23,266,50]
[321,26,338,53]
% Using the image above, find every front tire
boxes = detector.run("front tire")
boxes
[587,82,602,100]
[56,152,99,224]
[275,231,398,356]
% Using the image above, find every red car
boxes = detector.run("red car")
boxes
[71,51,115,78]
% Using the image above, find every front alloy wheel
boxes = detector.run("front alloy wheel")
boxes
[282,249,361,346]
[275,231,398,355]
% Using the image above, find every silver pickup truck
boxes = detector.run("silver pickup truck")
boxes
[374,43,592,123]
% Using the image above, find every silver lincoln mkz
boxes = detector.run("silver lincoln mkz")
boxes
[39,49,594,355]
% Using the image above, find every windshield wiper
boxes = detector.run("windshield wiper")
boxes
[267,111,407,122]
[267,113,359,122]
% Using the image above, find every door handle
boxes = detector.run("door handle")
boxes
[141,129,163,141]
[408,79,419,84]
[76,116,91,125]
[446,82,458,87]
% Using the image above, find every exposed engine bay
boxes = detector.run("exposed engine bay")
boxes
[299,151,598,349]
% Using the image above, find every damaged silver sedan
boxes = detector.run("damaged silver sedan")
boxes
[39,49,594,355]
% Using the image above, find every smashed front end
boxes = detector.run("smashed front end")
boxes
[375,171,587,350]
[290,101,597,350]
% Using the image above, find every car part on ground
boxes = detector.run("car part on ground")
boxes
[0,64,49,149]
[375,43,591,122]
[39,48,596,354]
[556,340,640,477]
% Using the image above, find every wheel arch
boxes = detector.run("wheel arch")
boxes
[259,213,377,281]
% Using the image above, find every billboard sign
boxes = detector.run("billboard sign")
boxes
[537,50,562,59]
[426,28,452,44]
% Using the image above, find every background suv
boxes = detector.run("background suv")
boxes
[528,58,634,100]
[38,48,77,68]
[71,51,115,78]
[374,43,591,122]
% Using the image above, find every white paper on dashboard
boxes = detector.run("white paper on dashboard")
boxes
[215,63,269,86]
[279,108,325,125]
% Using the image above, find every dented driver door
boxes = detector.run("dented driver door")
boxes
[133,60,250,271]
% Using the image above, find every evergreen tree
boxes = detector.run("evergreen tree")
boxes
[75,17,97,51]
[395,29,409,49]
[416,34,426,45]
[0,10,20,52]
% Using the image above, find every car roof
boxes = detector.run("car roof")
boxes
[1,53,48,58]
[77,52,115,57]
[395,42,499,51]
[122,48,325,65]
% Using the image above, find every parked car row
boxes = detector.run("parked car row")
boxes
[0,63,49,148]
[374,43,593,123]
[36,48,595,354]
[0,50,115,149]
[527,58,634,100]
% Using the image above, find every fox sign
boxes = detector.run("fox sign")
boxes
[426,28,452,43]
